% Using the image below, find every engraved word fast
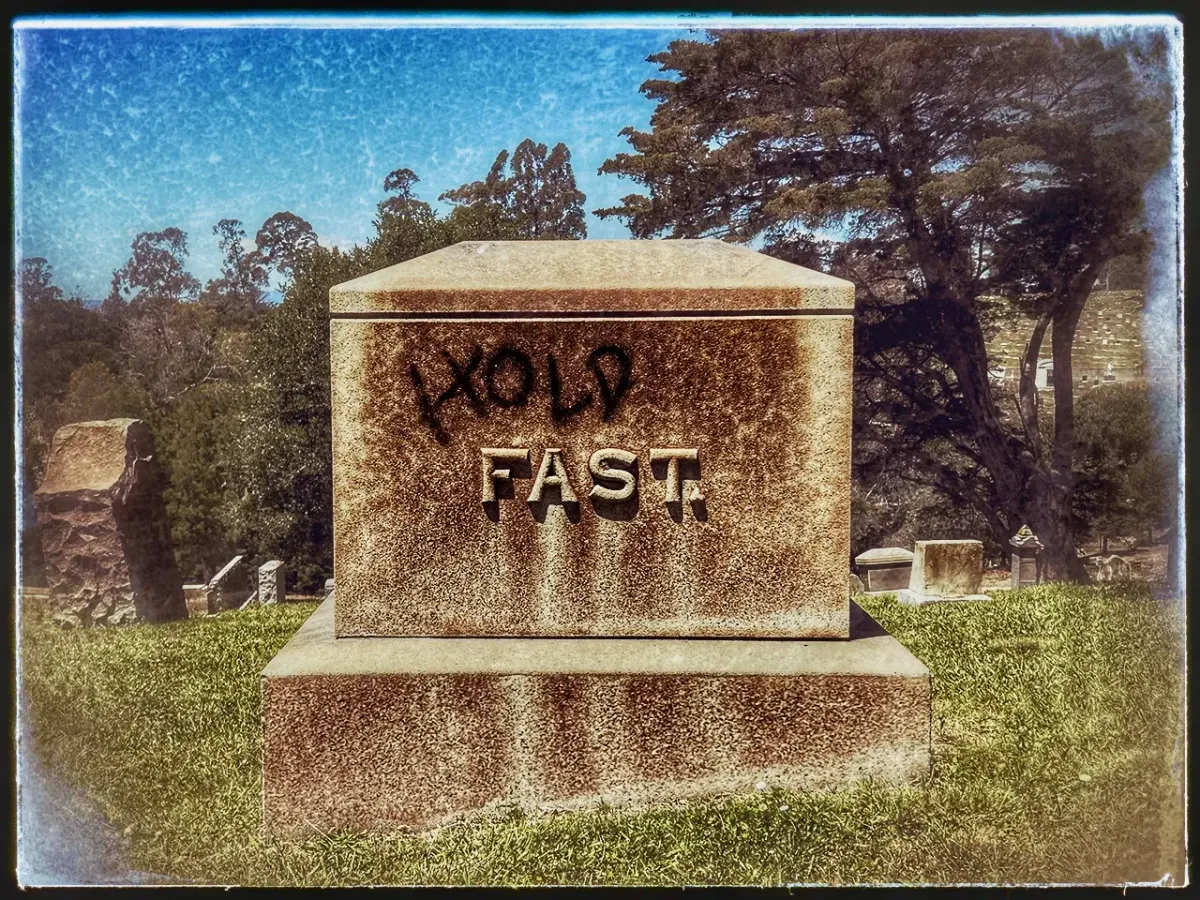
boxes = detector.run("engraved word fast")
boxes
[481,447,705,512]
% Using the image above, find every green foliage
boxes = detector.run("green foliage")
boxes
[598,29,1173,574]
[19,584,1185,885]
[254,211,319,281]
[442,138,587,239]
[198,219,268,331]
[159,384,240,582]
[225,245,361,592]
[1072,383,1172,546]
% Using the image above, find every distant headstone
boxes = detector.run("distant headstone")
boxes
[1009,525,1044,589]
[182,584,208,617]
[898,540,991,606]
[323,578,335,598]
[259,560,285,606]
[1087,554,1132,583]
[205,555,253,613]
[854,547,915,593]
[33,419,186,627]
[848,572,864,596]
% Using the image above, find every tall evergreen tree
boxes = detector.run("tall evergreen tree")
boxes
[598,29,1172,576]
[442,138,587,239]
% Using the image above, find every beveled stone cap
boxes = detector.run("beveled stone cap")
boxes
[855,547,915,566]
[329,239,855,316]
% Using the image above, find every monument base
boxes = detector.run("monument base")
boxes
[896,589,993,607]
[261,599,930,836]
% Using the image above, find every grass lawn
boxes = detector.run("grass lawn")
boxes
[18,583,1186,886]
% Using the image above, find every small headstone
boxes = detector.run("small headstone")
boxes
[258,560,286,606]
[182,584,208,617]
[898,540,991,607]
[205,554,253,613]
[324,578,335,599]
[1009,525,1044,589]
[854,547,915,593]
[848,572,864,596]
[33,419,186,627]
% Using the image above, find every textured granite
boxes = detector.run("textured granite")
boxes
[329,239,855,315]
[908,540,984,598]
[331,314,853,638]
[262,599,931,836]
[33,419,186,627]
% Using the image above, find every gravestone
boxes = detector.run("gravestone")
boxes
[854,547,915,593]
[33,419,186,627]
[261,240,931,835]
[1009,526,1044,589]
[898,539,991,606]
[258,560,286,606]
[205,554,253,613]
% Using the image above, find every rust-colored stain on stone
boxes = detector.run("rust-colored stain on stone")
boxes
[261,603,930,836]
[263,240,932,837]
[332,316,852,638]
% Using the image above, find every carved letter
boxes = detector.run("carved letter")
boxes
[528,448,578,504]
[649,448,705,504]
[481,448,529,504]
[588,448,637,501]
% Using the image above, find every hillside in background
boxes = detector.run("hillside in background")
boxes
[986,291,1147,387]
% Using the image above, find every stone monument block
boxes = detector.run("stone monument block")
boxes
[258,560,286,605]
[262,240,931,834]
[205,554,253,613]
[854,547,915,593]
[898,539,990,606]
[329,241,854,638]
[33,419,186,627]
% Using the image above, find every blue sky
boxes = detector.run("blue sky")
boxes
[14,23,697,301]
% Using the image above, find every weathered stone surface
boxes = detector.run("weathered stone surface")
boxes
[330,240,854,638]
[854,547,915,593]
[262,599,930,835]
[1009,525,1044,589]
[263,239,932,836]
[205,555,253,613]
[896,590,992,608]
[33,419,186,627]
[258,560,285,606]
[329,239,854,315]
[907,540,983,598]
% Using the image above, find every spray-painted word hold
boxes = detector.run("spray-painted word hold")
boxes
[409,344,633,444]
[480,447,705,515]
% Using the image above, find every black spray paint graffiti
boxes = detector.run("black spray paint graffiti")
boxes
[409,344,633,444]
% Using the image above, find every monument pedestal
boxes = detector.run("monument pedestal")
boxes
[262,599,929,836]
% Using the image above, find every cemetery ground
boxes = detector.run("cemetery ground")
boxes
[19,582,1184,887]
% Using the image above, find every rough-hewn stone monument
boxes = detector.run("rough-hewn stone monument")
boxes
[33,418,186,627]
[262,240,931,834]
